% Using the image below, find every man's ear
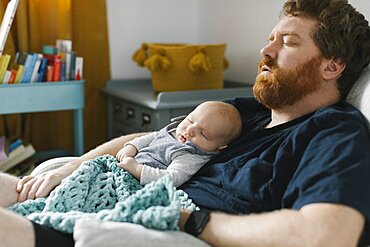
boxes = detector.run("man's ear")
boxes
[321,58,346,81]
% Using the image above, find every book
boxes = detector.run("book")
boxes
[15,51,28,65]
[9,139,22,152]
[52,55,62,81]
[2,70,11,83]
[8,69,17,83]
[30,54,42,82]
[19,54,32,83]
[60,60,66,81]
[0,135,8,162]
[56,39,72,53]
[75,56,83,80]
[14,64,24,83]
[65,52,72,80]
[0,143,35,172]
[69,51,76,80]
[46,65,53,82]
[0,54,11,82]
[37,57,48,82]
[23,53,39,83]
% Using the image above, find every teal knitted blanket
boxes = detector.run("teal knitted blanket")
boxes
[8,155,198,233]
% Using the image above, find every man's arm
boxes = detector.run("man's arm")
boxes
[17,133,148,201]
[179,203,365,247]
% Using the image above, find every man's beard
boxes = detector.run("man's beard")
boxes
[253,55,323,109]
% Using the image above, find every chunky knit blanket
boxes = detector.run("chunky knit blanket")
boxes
[8,155,198,233]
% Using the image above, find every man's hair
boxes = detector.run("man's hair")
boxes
[283,0,370,99]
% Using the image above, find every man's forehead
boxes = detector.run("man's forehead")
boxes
[270,16,317,37]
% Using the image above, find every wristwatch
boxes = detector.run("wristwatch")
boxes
[184,210,210,237]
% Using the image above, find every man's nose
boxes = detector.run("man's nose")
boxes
[260,41,278,60]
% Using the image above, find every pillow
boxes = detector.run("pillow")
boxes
[346,65,370,130]
[73,218,211,247]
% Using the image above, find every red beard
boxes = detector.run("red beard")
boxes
[253,56,323,109]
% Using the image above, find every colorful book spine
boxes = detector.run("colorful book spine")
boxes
[20,54,33,83]
[23,53,39,83]
[0,136,8,162]
[14,64,24,83]
[60,60,66,81]
[56,39,72,53]
[2,70,11,84]
[8,69,17,83]
[37,57,48,82]
[46,65,53,82]
[65,52,72,80]
[75,56,83,80]
[15,52,28,65]
[69,52,76,80]
[30,54,42,82]
[52,55,62,81]
[0,54,11,83]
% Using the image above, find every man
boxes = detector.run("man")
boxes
[1,0,370,246]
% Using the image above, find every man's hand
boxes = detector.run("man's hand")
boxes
[16,166,73,202]
[117,157,143,180]
[116,144,138,162]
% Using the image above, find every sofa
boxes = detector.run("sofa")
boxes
[30,65,370,246]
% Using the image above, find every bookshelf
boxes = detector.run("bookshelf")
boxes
[0,80,84,155]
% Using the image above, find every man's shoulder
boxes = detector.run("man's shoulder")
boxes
[314,101,367,124]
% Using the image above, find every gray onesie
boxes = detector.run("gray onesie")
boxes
[125,117,218,187]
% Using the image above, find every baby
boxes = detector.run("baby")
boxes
[116,101,242,187]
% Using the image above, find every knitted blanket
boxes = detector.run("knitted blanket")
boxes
[8,155,198,233]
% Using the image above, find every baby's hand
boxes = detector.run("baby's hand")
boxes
[117,157,143,180]
[116,144,138,162]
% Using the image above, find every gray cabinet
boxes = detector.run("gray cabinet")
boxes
[103,79,253,139]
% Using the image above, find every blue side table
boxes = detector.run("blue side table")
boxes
[0,81,85,155]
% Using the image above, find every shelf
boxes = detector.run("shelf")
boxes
[0,80,85,155]
[0,81,84,114]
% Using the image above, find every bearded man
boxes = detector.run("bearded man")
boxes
[1,0,370,246]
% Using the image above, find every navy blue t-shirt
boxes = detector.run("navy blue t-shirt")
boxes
[180,97,370,245]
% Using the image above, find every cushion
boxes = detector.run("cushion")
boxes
[73,218,211,247]
[346,65,370,130]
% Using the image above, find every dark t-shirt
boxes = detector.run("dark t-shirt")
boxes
[180,97,370,245]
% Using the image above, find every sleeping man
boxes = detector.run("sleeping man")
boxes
[1,0,370,246]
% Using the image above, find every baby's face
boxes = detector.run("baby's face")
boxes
[175,105,229,152]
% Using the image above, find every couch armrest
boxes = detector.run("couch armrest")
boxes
[30,157,78,176]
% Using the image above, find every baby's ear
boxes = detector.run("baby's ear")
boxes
[217,145,228,151]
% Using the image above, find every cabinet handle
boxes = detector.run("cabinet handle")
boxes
[141,113,151,125]
[126,108,135,119]
[114,103,122,113]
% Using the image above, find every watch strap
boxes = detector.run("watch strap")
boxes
[184,210,210,237]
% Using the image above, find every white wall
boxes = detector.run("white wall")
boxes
[197,0,284,84]
[107,0,370,84]
[106,0,199,80]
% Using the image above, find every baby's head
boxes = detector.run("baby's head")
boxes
[176,101,242,152]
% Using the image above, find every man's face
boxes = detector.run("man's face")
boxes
[253,16,324,109]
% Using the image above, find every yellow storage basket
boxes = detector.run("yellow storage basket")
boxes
[132,43,228,92]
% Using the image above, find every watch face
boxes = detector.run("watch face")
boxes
[185,210,210,236]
